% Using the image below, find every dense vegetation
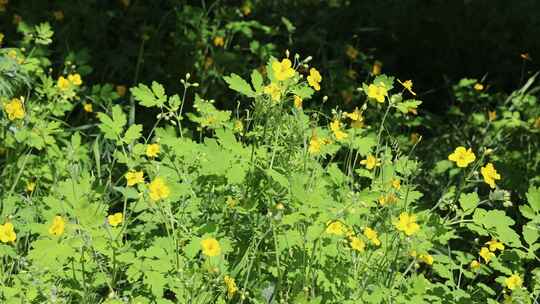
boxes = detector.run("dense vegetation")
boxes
[0,1,539,303]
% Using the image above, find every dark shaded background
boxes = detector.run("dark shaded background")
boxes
[3,0,540,113]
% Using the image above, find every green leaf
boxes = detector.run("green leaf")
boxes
[459,192,479,214]
[131,81,166,108]
[123,124,143,144]
[290,85,314,99]
[266,168,289,189]
[396,99,423,114]
[526,186,540,212]
[223,73,255,97]
[250,70,263,93]
[97,106,126,140]
[351,135,377,155]
[523,224,539,245]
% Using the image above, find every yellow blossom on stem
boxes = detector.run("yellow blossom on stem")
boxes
[3,97,25,120]
[363,227,381,246]
[83,102,93,113]
[272,58,295,81]
[307,68,322,91]
[345,45,359,60]
[394,212,420,236]
[485,239,504,252]
[108,212,123,227]
[326,221,346,236]
[224,275,238,298]
[378,193,397,206]
[213,36,225,47]
[116,85,127,97]
[308,133,323,155]
[448,146,476,168]
[504,273,523,290]
[349,237,365,252]
[345,108,364,128]
[391,179,401,190]
[360,155,380,170]
[488,111,497,122]
[398,79,416,96]
[264,83,281,102]
[470,260,481,270]
[418,254,434,265]
[68,74,82,86]
[474,83,484,91]
[480,163,501,189]
[0,222,16,243]
[26,181,36,193]
[330,120,348,141]
[366,83,388,103]
[148,177,170,201]
[48,216,65,236]
[479,247,495,263]
[372,61,382,75]
[57,76,71,90]
[293,95,303,109]
[201,237,221,257]
[146,143,160,158]
[125,170,144,186]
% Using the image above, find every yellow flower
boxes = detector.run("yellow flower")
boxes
[307,68,322,91]
[418,254,434,265]
[366,83,388,103]
[241,2,252,16]
[345,108,364,128]
[330,120,348,141]
[146,143,160,158]
[391,179,401,190]
[480,163,501,189]
[485,239,504,252]
[213,36,225,47]
[410,132,420,144]
[363,227,381,246]
[474,83,484,91]
[3,97,25,120]
[308,133,324,155]
[504,273,523,290]
[398,79,416,96]
[108,212,123,227]
[264,83,281,102]
[201,237,221,257]
[360,155,380,170]
[224,275,238,298]
[125,171,144,186]
[479,247,495,263]
[488,111,497,122]
[0,222,16,243]
[326,221,346,236]
[53,10,64,21]
[26,181,36,193]
[226,196,237,208]
[293,95,303,109]
[378,193,397,206]
[470,260,481,270]
[48,216,65,236]
[448,146,476,168]
[272,58,295,81]
[83,102,93,113]
[394,212,420,236]
[116,85,127,97]
[233,120,243,133]
[68,74,83,86]
[57,76,71,90]
[345,45,359,60]
[148,177,170,201]
[349,237,365,252]
[372,61,382,75]
[0,32,4,45]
